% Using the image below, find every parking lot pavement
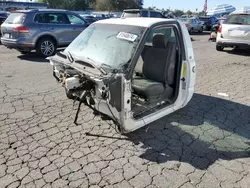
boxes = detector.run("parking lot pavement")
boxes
[0,33,250,188]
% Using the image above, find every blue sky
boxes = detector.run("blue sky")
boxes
[143,0,249,11]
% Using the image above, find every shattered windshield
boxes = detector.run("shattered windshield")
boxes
[65,23,146,72]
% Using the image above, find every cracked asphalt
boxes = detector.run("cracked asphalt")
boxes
[0,33,250,188]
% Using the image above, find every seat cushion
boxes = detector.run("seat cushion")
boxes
[132,78,165,99]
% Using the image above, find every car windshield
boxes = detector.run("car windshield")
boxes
[122,12,141,18]
[65,23,146,72]
[225,14,250,25]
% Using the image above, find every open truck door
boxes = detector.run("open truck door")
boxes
[118,19,196,132]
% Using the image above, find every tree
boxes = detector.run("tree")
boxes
[186,10,192,16]
[198,11,206,16]
[116,0,141,11]
[95,0,116,11]
[38,0,61,9]
[146,6,156,10]
[173,9,184,17]
[39,0,90,10]
[74,0,89,10]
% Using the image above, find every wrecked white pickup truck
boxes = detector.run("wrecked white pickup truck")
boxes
[48,17,196,133]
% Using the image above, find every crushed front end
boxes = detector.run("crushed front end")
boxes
[49,54,126,131]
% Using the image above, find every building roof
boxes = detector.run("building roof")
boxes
[96,17,176,27]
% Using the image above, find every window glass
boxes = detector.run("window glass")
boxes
[34,13,69,24]
[65,23,146,71]
[67,14,85,24]
[225,14,250,25]
[122,12,140,18]
[150,11,163,18]
[4,13,26,24]
[141,10,148,17]
[146,27,176,46]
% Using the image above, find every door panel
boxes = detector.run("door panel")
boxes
[66,14,87,41]
[34,13,73,46]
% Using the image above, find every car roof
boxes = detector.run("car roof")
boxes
[123,9,162,13]
[96,17,176,27]
[230,12,250,15]
[12,9,69,13]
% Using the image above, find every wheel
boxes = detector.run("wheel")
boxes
[189,28,194,35]
[199,27,203,33]
[216,45,224,51]
[36,37,56,57]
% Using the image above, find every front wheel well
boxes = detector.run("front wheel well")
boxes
[35,35,57,48]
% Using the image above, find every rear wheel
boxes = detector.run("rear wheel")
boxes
[36,37,56,57]
[189,28,194,34]
[216,45,224,51]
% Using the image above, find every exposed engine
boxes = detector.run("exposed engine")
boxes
[54,67,98,124]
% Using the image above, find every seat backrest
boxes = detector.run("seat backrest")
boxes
[152,34,167,48]
[143,34,177,85]
[57,15,64,23]
[142,34,168,83]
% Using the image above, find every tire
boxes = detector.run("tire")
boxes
[189,28,194,35]
[36,37,56,57]
[199,27,203,33]
[216,45,224,51]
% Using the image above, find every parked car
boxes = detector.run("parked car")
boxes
[1,9,88,56]
[0,11,8,37]
[79,14,97,24]
[93,13,109,20]
[180,17,204,34]
[216,13,250,51]
[199,15,218,31]
[48,17,196,133]
[217,15,229,24]
[121,9,166,18]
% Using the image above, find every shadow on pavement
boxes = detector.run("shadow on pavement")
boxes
[125,93,250,170]
[226,49,250,57]
[17,52,49,63]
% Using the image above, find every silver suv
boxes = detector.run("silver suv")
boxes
[216,13,250,51]
[1,9,88,57]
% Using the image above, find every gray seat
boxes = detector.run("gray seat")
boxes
[132,34,177,100]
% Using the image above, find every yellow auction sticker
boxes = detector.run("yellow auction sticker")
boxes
[182,63,187,78]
